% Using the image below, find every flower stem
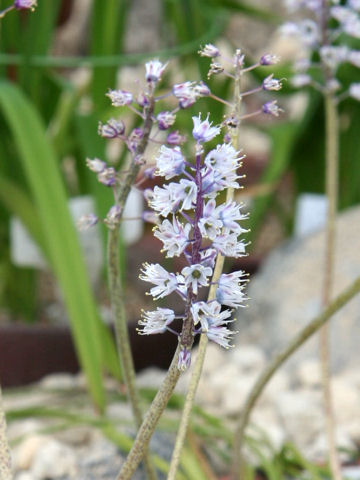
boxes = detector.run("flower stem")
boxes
[107,96,157,480]
[232,275,360,480]
[167,59,243,479]
[115,344,181,480]
[0,385,11,480]
[319,91,342,480]
[0,6,14,19]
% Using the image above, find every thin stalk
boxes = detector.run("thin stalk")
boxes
[0,385,11,480]
[116,344,181,480]
[167,58,243,479]
[319,92,342,480]
[108,96,157,480]
[318,1,342,476]
[232,275,360,479]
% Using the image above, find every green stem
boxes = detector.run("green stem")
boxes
[167,56,243,479]
[116,344,181,480]
[107,96,157,480]
[0,5,14,19]
[232,275,360,479]
[0,385,11,480]
[319,92,342,480]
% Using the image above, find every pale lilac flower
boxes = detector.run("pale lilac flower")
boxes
[154,217,191,257]
[349,83,360,100]
[98,119,125,138]
[76,213,98,231]
[192,114,220,143]
[262,100,284,117]
[181,264,213,295]
[106,89,133,106]
[138,308,175,334]
[174,179,197,211]
[298,19,320,46]
[157,111,176,131]
[216,201,248,234]
[178,348,191,370]
[173,82,195,99]
[145,59,167,83]
[86,157,106,173]
[206,321,236,349]
[262,74,283,91]
[343,15,360,38]
[291,74,312,87]
[104,205,121,228]
[198,199,222,240]
[319,45,348,70]
[349,0,360,10]
[98,167,116,187]
[199,248,217,269]
[14,0,36,9]
[213,233,247,258]
[155,146,185,179]
[260,54,280,65]
[167,131,186,146]
[198,44,220,58]
[204,143,240,172]
[150,184,178,216]
[216,271,248,308]
[191,300,232,332]
[140,263,179,299]
[173,82,197,108]
[348,50,360,67]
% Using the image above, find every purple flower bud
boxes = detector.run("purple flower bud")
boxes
[291,74,312,88]
[128,128,143,153]
[137,92,149,107]
[86,157,106,173]
[208,61,224,77]
[262,100,283,117]
[198,44,220,58]
[178,348,191,371]
[145,59,167,83]
[179,96,196,109]
[194,81,211,97]
[166,131,186,146]
[234,49,245,68]
[260,53,280,65]
[98,167,116,187]
[14,0,36,10]
[224,133,232,143]
[262,74,283,91]
[144,167,156,179]
[142,211,159,224]
[157,111,176,130]
[76,213,98,231]
[98,119,125,138]
[106,89,133,106]
[105,205,121,229]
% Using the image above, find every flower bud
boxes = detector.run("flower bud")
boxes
[157,111,176,130]
[98,119,125,138]
[14,0,36,10]
[166,131,186,146]
[106,89,133,106]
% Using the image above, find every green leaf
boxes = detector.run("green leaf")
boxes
[0,81,106,411]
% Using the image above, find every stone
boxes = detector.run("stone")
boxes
[275,389,324,448]
[30,439,77,478]
[135,367,166,390]
[331,378,360,425]
[304,430,356,464]
[201,343,228,377]
[297,359,322,388]
[39,373,78,391]
[12,435,49,471]
[236,206,360,372]
[228,345,266,375]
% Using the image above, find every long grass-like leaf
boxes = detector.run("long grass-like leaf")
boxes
[0,82,106,411]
